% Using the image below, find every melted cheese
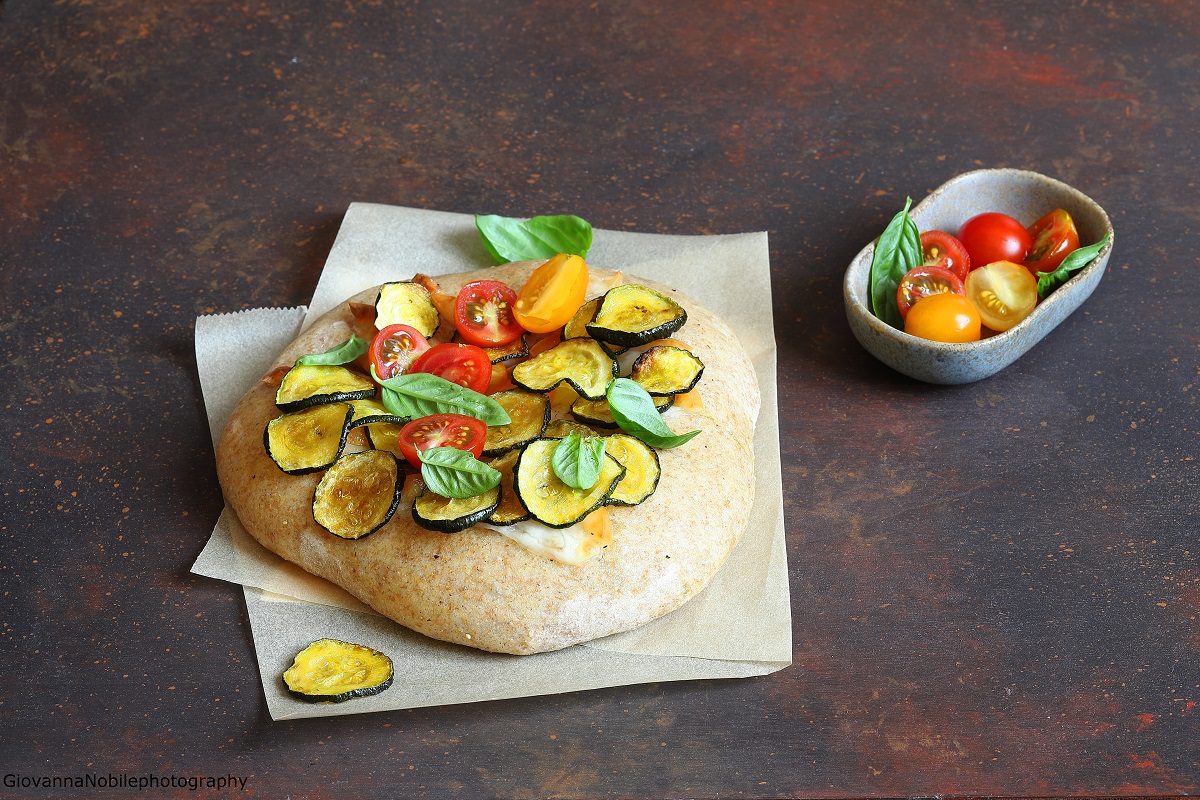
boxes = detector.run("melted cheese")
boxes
[480,508,612,565]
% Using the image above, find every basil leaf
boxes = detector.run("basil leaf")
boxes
[475,214,593,265]
[551,433,607,490]
[418,447,502,499]
[868,198,923,330]
[295,335,368,366]
[374,369,511,426]
[1035,232,1111,299]
[606,378,700,449]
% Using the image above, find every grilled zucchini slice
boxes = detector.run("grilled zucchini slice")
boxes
[604,433,661,506]
[514,438,625,528]
[347,398,406,428]
[483,389,550,456]
[275,364,376,412]
[510,338,617,400]
[570,394,673,429]
[265,402,354,475]
[585,284,687,348]
[543,418,600,439]
[485,450,530,525]
[412,484,501,533]
[282,638,394,703]
[563,297,599,340]
[629,345,705,395]
[312,450,402,539]
[375,281,441,338]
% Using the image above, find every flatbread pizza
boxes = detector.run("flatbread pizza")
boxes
[215,259,760,655]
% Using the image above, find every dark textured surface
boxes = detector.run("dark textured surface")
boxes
[1,1,1197,797]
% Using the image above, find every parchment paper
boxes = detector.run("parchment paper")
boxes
[192,203,791,719]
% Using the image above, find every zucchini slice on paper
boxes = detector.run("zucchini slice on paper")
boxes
[265,402,354,475]
[275,364,376,412]
[510,338,617,400]
[483,389,550,456]
[282,638,394,703]
[514,438,625,528]
[412,484,501,533]
[629,345,705,395]
[585,284,687,348]
[570,393,673,429]
[486,450,530,526]
[604,433,661,507]
[375,281,441,338]
[312,450,402,539]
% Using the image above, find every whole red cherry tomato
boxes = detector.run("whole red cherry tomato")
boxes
[896,265,965,319]
[919,231,971,281]
[1023,209,1080,275]
[409,343,492,394]
[957,212,1033,270]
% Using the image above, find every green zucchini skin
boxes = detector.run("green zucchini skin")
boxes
[264,403,354,475]
[510,339,618,401]
[274,364,377,412]
[483,389,550,456]
[312,450,403,540]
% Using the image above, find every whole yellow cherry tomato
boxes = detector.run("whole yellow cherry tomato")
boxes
[903,293,982,343]
[513,254,588,333]
[964,260,1038,332]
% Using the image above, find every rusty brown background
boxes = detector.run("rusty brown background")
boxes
[2,1,1197,798]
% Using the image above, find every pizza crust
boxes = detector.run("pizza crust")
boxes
[215,262,760,654]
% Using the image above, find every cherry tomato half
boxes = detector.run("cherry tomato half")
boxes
[896,265,965,319]
[957,212,1033,271]
[964,260,1038,332]
[396,413,487,469]
[454,279,524,347]
[513,253,589,334]
[919,230,971,281]
[370,324,431,380]
[903,293,981,343]
[1023,208,1080,275]
[409,342,492,394]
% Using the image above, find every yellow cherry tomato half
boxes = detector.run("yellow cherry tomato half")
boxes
[513,253,589,334]
[964,260,1038,332]
[903,293,982,343]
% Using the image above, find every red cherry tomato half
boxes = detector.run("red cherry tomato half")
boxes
[409,342,492,394]
[919,230,971,281]
[957,212,1033,271]
[396,413,487,469]
[454,279,524,347]
[370,324,431,380]
[896,265,965,319]
[1023,208,1081,275]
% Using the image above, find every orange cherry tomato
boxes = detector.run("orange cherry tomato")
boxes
[964,260,1038,332]
[513,254,588,334]
[903,293,982,343]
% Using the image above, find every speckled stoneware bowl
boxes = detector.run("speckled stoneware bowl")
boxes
[843,168,1114,384]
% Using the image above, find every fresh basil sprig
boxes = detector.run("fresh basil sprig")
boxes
[868,198,923,330]
[475,214,593,265]
[373,368,511,426]
[418,447,502,499]
[1035,231,1111,299]
[295,335,368,366]
[551,433,607,490]
[606,378,699,449]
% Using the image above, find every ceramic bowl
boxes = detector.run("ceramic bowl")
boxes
[843,168,1114,384]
